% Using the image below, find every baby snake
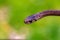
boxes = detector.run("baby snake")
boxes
[24,10,60,24]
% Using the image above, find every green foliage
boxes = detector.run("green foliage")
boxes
[0,0,60,40]
[0,0,7,6]
[7,0,60,40]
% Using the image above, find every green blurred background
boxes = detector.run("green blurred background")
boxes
[0,0,60,40]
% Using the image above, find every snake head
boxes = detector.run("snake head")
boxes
[24,15,36,24]
[24,14,40,24]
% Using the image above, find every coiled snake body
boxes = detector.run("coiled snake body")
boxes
[24,10,60,24]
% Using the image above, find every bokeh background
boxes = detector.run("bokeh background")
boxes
[0,0,60,40]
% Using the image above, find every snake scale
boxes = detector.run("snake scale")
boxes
[24,10,60,24]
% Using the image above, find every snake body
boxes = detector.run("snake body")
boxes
[24,10,60,24]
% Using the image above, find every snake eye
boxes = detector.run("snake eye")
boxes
[29,20,32,23]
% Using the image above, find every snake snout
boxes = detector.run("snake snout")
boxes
[24,19,32,24]
[24,19,37,24]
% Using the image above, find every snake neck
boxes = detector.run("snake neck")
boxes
[39,10,60,19]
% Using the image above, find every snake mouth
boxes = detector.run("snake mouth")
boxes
[24,20,32,24]
[24,19,37,24]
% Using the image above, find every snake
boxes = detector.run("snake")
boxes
[24,10,60,24]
